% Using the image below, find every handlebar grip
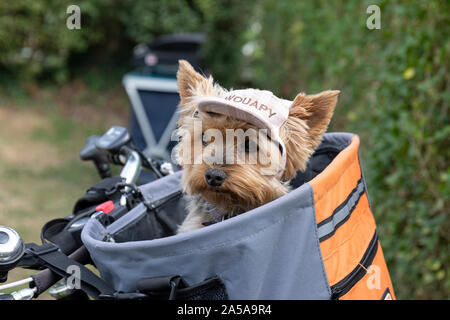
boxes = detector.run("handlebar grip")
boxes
[93,159,111,179]
[0,293,14,300]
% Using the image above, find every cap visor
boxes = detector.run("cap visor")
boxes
[196,97,271,133]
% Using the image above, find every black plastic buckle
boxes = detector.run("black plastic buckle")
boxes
[137,275,186,300]
[25,243,59,257]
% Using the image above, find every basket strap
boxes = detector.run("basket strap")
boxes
[136,275,228,300]
[27,243,114,299]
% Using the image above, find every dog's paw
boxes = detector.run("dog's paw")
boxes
[176,212,205,234]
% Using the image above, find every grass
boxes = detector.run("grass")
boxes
[0,80,129,299]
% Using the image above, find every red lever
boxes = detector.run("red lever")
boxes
[95,200,115,214]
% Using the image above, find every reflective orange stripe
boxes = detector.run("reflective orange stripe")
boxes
[310,136,361,225]
[321,193,377,286]
[339,242,396,300]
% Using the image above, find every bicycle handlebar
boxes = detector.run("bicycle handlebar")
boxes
[0,146,150,299]
[0,246,89,300]
[0,127,176,299]
[30,245,90,298]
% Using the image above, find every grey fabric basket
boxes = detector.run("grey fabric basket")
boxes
[81,132,355,299]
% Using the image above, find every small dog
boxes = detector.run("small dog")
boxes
[174,60,339,233]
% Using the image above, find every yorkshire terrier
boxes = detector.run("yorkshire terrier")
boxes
[173,60,339,233]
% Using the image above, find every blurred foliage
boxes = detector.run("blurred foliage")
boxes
[0,0,117,83]
[0,0,448,299]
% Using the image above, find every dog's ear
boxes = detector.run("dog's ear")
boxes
[177,60,206,105]
[177,60,226,124]
[291,90,340,146]
[280,90,340,180]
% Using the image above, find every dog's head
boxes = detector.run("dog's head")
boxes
[173,60,339,214]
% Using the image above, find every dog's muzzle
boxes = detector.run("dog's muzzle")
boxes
[205,168,227,187]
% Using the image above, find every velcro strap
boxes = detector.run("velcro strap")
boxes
[40,219,79,254]
[27,243,114,299]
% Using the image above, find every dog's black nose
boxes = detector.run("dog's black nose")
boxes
[205,168,227,187]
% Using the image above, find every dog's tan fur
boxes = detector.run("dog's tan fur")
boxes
[175,60,339,233]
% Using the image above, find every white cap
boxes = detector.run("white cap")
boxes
[196,89,292,177]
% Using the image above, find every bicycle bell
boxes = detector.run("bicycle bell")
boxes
[0,226,25,282]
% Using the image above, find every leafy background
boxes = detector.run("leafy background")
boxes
[0,0,448,299]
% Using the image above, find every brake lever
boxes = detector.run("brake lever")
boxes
[80,135,111,179]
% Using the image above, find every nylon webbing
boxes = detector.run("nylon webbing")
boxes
[27,243,114,299]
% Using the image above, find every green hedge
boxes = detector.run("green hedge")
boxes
[0,0,110,83]
[0,0,448,299]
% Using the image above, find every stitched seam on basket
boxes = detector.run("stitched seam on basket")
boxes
[309,185,332,296]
